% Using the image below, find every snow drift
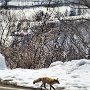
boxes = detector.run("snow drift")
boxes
[0,53,7,70]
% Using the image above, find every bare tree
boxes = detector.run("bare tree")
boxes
[1,0,11,9]
[81,0,90,8]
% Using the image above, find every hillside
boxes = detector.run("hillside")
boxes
[0,0,90,69]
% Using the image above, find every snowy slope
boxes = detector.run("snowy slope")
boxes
[0,59,90,90]
[0,6,84,46]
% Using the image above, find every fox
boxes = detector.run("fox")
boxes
[33,77,60,90]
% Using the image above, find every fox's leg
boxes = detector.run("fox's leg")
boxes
[50,85,55,90]
[43,83,47,89]
[50,85,51,90]
[40,83,46,90]
[40,83,43,90]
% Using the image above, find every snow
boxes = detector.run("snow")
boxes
[8,6,90,21]
[8,1,34,6]
[0,4,90,47]
[0,2,90,89]
[0,59,90,90]
[0,53,7,70]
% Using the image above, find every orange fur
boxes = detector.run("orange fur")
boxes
[33,77,60,90]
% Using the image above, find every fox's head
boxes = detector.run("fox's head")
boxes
[54,78,60,84]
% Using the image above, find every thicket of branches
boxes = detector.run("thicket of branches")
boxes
[0,0,90,69]
[0,8,90,69]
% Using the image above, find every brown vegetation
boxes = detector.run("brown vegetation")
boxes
[0,9,90,69]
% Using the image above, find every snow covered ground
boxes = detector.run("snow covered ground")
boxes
[0,58,90,90]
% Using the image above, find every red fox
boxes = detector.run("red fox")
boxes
[33,77,60,90]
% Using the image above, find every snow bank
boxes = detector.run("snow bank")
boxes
[8,6,90,21]
[0,59,90,90]
[0,53,7,70]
